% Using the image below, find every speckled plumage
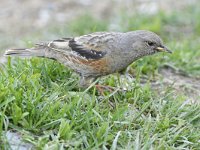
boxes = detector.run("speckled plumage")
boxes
[5,30,171,88]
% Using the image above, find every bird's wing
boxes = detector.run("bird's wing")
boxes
[67,38,107,60]
[44,32,117,60]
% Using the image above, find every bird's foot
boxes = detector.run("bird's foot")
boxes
[95,84,115,95]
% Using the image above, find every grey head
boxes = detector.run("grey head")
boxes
[108,30,172,73]
[121,30,172,59]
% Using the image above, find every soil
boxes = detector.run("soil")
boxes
[158,67,200,103]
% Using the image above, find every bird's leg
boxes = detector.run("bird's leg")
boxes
[79,76,95,89]
[95,84,115,95]
[79,76,116,95]
[117,73,121,86]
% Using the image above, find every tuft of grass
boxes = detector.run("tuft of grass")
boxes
[0,57,200,149]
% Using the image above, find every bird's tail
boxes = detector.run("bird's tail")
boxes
[4,43,47,57]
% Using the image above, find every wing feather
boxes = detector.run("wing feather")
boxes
[68,38,106,60]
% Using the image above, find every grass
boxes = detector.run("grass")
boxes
[0,3,200,150]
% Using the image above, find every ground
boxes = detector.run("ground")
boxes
[0,0,200,149]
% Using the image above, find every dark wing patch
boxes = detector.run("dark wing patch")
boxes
[53,39,67,42]
[68,38,106,60]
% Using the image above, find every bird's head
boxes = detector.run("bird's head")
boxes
[127,30,172,57]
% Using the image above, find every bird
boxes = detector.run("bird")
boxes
[5,30,172,88]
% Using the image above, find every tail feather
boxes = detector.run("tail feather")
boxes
[5,45,46,57]
[5,48,33,56]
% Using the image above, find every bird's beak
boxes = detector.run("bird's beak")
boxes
[156,46,172,53]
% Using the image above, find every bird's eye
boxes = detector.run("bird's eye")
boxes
[147,41,154,46]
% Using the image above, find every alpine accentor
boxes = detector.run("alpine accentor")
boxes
[5,30,172,88]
